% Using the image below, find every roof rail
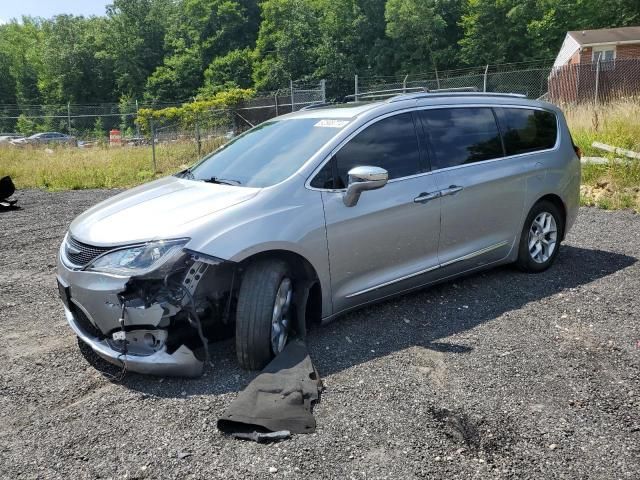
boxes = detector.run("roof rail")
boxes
[387,90,527,103]
[299,102,334,111]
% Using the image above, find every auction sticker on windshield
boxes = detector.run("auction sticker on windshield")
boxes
[314,119,350,128]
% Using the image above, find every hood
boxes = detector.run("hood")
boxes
[70,176,260,246]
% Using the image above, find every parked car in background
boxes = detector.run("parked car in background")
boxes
[11,132,77,147]
[57,92,580,377]
[0,134,24,144]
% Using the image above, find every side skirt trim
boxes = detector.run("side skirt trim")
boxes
[345,240,509,299]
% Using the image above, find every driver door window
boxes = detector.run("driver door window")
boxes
[312,113,423,189]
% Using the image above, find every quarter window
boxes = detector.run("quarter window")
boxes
[331,113,422,188]
[418,108,503,170]
[495,108,557,155]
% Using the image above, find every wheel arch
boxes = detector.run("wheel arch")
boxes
[534,193,567,239]
[237,249,324,332]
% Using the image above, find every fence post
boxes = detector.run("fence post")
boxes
[354,75,359,102]
[195,112,201,158]
[321,79,326,103]
[135,99,140,138]
[150,119,157,175]
[483,65,489,92]
[274,90,279,116]
[290,79,295,112]
[594,56,601,105]
[403,74,408,93]
[435,68,441,89]
[67,102,72,134]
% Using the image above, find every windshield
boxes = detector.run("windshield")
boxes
[182,118,350,188]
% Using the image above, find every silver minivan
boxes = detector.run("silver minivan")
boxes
[57,93,580,376]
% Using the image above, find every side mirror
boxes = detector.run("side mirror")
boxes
[343,166,388,207]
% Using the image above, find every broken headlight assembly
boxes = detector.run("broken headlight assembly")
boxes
[86,238,190,276]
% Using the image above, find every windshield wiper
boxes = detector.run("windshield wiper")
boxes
[203,177,241,186]
[176,168,195,179]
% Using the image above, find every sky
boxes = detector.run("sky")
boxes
[0,0,111,23]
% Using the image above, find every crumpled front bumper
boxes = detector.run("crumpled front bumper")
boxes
[57,242,205,377]
[64,305,203,377]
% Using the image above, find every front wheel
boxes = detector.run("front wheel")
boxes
[516,200,564,273]
[235,260,294,370]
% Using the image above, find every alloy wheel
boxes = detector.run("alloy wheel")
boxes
[528,212,558,264]
[271,277,292,355]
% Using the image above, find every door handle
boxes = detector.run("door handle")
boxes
[439,185,464,197]
[414,192,440,204]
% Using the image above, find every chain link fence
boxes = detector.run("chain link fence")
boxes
[548,57,640,105]
[0,80,326,140]
[351,60,555,101]
[0,101,185,142]
[148,80,326,172]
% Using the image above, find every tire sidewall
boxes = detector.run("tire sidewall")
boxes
[235,260,294,369]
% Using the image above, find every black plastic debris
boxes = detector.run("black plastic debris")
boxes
[217,339,322,441]
[0,176,18,210]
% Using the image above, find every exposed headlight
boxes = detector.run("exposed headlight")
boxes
[86,238,189,276]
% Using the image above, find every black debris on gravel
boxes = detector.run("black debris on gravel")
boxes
[0,189,639,479]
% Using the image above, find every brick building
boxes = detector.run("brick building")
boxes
[549,26,640,103]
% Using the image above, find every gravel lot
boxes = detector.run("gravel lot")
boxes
[1,189,639,479]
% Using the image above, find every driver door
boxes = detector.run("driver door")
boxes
[313,112,442,314]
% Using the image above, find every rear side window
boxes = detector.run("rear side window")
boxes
[418,108,503,170]
[314,113,422,189]
[495,108,557,155]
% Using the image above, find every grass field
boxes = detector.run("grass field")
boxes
[566,102,640,211]
[1,103,639,210]
[0,139,221,191]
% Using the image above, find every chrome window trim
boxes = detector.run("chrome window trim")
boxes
[305,103,560,192]
[345,240,510,298]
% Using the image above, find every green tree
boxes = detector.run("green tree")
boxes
[15,114,36,135]
[200,47,254,96]
[145,0,258,101]
[382,0,466,76]
[38,15,116,104]
[106,0,177,98]
[252,0,321,91]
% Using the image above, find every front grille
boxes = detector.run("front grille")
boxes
[65,236,113,267]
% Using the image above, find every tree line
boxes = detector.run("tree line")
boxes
[0,0,637,110]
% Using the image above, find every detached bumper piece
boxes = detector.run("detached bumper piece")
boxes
[65,306,203,377]
[217,339,322,441]
[0,176,18,210]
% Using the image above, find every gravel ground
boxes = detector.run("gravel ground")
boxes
[1,189,639,479]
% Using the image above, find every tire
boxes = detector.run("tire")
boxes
[516,200,564,273]
[235,259,294,370]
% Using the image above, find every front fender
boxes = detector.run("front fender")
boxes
[186,188,333,317]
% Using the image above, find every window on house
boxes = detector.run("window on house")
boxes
[592,46,616,70]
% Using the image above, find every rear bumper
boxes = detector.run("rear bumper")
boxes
[65,305,203,377]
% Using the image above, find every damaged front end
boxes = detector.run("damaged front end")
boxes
[57,235,236,377]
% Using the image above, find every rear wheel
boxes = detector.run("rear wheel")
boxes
[235,260,294,370]
[516,200,564,273]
